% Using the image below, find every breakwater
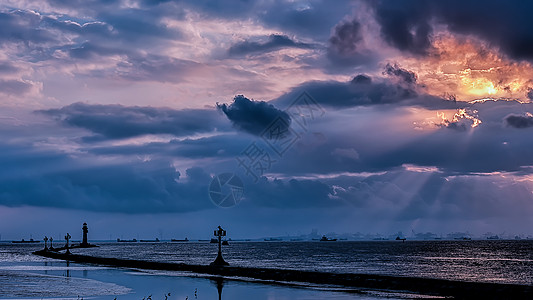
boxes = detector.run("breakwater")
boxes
[33,250,532,299]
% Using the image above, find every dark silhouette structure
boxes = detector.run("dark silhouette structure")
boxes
[43,236,48,250]
[211,277,224,300]
[210,226,229,266]
[81,223,89,246]
[49,237,54,250]
[65,233,71,254]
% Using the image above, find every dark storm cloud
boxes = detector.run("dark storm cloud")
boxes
[38,102,226,140]
[329,20,363,56]
[383,63,417,85]
[274,72,456,110]
[350,74,372,84]
[228,34,312,57]
[504,114,533,129]
[325,18,381,70]
[0,145,214,213]
[369,0,432,55]
[438,121,469,132]
[366,0,533,61]
[217,95,291,136]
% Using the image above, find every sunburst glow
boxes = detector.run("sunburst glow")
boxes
[401,34,533,101]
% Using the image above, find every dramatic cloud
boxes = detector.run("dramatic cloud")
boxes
[383,63,417,85]
[217,95,291,136]
[366,0,533,61]
[274,71,457,110]
[1,0,533,237]
[369,0,433,55]
[228,34,312,57]
[328,19,363,57]
[39,102,227,140]
[504,114,533,129]
[0,151,213,213]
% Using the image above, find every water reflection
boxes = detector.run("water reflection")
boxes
[61,260,71,277]
[210,277,224,300]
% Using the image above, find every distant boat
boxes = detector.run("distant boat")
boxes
[140,238,160,242]
[171,238,189,242]
[222,240,229,245]
[12,239,40,244]
[454,237,472,240]
[487,235,500,240]
[117,238,137,243]
[210,238,218,243]
[264,238,282,241]
[395,236,406,241]
[320,236,337,242]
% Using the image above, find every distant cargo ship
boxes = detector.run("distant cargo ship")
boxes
[320,236,337,242]
[140,238,160,243]
[12,239,40,244]
[171,238,189,242]
[117,238,137,243]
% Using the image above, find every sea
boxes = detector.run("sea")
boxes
[0,240,532,299]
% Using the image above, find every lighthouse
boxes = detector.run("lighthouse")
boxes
[82,223,89,246]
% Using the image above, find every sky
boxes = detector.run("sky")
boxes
[1,0,533,240]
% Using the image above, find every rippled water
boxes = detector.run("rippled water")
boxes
[77,240,533,285]
[0,240,531,299]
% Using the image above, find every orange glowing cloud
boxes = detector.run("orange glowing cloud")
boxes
[398,34,533,102]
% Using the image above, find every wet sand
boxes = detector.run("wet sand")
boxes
[33,250,532,299]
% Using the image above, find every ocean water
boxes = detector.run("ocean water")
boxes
[0,240,531,299]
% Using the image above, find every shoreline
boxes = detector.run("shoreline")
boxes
[33,250,532,299]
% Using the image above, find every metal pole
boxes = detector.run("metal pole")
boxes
[218,233,222,257]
